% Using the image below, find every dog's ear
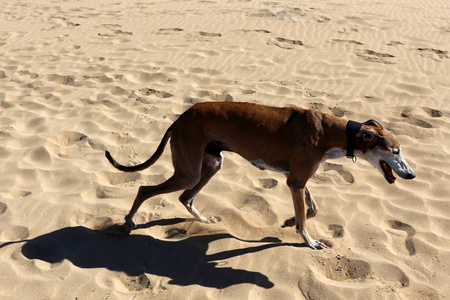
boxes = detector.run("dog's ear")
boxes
[362,131,376,142]
[355,130,383,152]
[359,130,379,142]
[364,119,383,129]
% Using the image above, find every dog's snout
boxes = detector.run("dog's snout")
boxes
[407,172,416,179]
[404,171,416,180]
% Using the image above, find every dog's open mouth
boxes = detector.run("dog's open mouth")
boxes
[380,160,396,184]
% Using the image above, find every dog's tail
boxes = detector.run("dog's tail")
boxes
[105,124,173,172]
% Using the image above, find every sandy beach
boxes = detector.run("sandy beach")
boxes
[0,0,449,299]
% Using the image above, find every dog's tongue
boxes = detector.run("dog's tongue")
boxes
[381,161,396,184]
[387,172,396,184]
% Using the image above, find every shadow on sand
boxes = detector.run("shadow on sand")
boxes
[20,218,304,289]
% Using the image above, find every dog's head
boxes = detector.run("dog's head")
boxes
[354,120,416,184]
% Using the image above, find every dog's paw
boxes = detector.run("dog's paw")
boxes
[199,216,222,224]
[124,215,137,230]
[307,209,318,219]
[308,239,328,250]
[281,217,296,228]
[207,216,221,223]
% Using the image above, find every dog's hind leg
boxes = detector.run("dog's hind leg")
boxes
[179,152,223,223]
[122,172,201,233]
[122,133,205,234]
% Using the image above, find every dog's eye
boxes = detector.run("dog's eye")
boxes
[392,148,400,155]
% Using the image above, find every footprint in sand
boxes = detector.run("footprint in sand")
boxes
[97,29,133,37]
[299,257,410,298]
[276,37,303,45]
[315,16,331,23]
[305,89,329,99]
[49,131,88,146]
[298,256,372,299]
[330,39,363,45]
[269,37,303,49]
[165,228,187,239]
[331,107,349,118]
[281,217,295,228]
[323,162,355,184]
[97,171,141,186]
[157,28,184,35]
[96,24,133,36]
[426,108,443,118]
[82,186,130,200]
[388,220,416,256]
[139,88,173,99]
[9,191,32,198]
[235,29,271,34]
[400,110,433,129]
[185,31,222,42]
[356,49,396,64]
[259,178,278,189]
[323,256,371,281]
[159,28,183,32]
[376,263,410,288]
[338,27,359,34]
[198,31,222,37]
[83,74,113,83]
[45,74,75,85]
[118,273,152,292]
[387,41,404,46]
[417,48,448,60]
[17,70,39,79]
[110,86,129,96]
[328,224,344,238]
[26,146,52,166]
[112,29,133,36]
[2,225,30,241]
[95,270,153,292]
[86,216,115,231]
[97,24,122,29]
[0,202,7,215]
[196,90,233,102]
[340,259,409,286]
[231,193,277,226]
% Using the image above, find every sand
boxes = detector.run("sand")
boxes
[0,0,449,299]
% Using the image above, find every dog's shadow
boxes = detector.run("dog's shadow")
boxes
[21,218,303,289]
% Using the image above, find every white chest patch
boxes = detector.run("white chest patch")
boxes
[322,149,346,162]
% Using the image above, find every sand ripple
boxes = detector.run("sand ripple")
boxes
[0,0,449,299]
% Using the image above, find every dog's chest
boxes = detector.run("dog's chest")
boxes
[322,149,346,162]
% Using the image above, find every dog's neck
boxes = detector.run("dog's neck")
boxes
[345,120,363,159]
[321,115,359,161]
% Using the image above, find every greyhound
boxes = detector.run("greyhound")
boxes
[105,102,415,249]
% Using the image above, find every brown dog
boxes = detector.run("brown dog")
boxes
[106,102,415,249]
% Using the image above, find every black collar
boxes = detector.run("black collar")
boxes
[346,120,363,159]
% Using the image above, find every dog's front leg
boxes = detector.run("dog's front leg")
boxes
[305,187,318,219]
[287,179,326,250]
